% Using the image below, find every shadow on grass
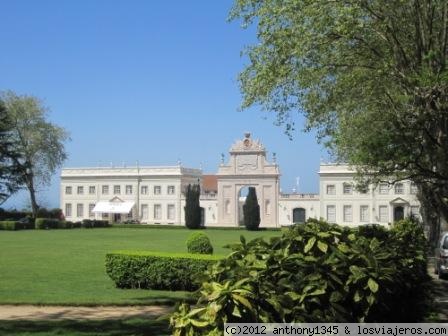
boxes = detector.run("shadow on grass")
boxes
[0,318,171,336]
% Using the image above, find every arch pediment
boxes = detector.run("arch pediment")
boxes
[389,197,409,205]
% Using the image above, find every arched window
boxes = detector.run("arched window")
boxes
[292,208,306,223]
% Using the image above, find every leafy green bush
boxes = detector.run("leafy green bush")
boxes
[35,218,60,229]
[36,208,63,220]
[357,223,390,240]
[82,219,109,228]
[0,209,32,221]
[186,232,213,254]
[0,221,18,230]
[170,219,430,334]
[0,220,35,230]
[106,251,221,291]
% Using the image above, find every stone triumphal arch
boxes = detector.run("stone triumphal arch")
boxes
[216,133,280,227]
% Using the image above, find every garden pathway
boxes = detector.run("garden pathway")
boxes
[0,305,172,320]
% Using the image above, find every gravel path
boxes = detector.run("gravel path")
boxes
[0,305,172,320]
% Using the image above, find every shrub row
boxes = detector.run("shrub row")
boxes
[35,218,110,229]
[0,208,63,221]
[0,221,34,230]
[105,251,222,291]
[170,219,430,334]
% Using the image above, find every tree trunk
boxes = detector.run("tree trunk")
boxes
[26,174,39,218]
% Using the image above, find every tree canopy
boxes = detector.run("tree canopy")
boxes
[230,0,448,237]
[0,101,25,204]
[1,91,69,216]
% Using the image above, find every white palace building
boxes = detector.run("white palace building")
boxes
[60,133,421,227]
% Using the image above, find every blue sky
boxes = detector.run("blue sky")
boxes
[0,0,327,209]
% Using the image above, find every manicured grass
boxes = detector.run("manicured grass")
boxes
[0,227,280,305]
[0,318,171,336]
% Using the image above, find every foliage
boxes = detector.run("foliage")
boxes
[1,91,69,217]
[35,218,61,229]
[106,251,221,291]
[187,232,214,254]
[36,208,64,220]
[170,219,430,334]
[184,184,201,229]
[243,187,260,230]
[0,102,26,205]
[0,208,32,221]
[229,0,448,241]
[0,220,34,230]
[81,219,110,228]
[356,224,390,241]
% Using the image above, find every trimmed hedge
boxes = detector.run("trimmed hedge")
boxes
[186,232,213,254]
[81,219,109,228]
[0,220,35,230]
[35,218,61,229]
[106,251,222,291]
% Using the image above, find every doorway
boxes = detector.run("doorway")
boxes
[393,206,404,221]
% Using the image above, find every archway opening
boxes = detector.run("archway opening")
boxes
[238,186,251,226]
[292,208,306,224]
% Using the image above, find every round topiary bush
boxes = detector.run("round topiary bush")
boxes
[186,232,213,255]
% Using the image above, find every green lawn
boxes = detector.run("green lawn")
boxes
[0,318,171,336]
[0,227,280,305]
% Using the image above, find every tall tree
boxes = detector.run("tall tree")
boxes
[0,101,26,204]
[230,0,448,241]
[1,91,69,217]
[243,187,260,230]
[184,184,201,229]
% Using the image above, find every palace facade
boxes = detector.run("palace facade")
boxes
[60,133,420,227]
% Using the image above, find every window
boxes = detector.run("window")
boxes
[141,204,148,220]
[326,205,336,223]
[410,182,418,194]
[65,203,72,217]
[379,205,388,222]
[343,183,353,195]
[154,204,162,220]
[102,213,109,219]
[167,185,175,195]
[379,183,389,194]
[127,209,133,219]
[360,205,369,222]
[326,184,336,195]
[343,205,352,222]
[89,186,95,194]
[141,186,148,195]
[154,186,161,195]
[394,183,404,194]
[65,186,72,195]
[125,185,133,195]
[76,203,84,217]
[89,204,95,218]
[167,204,175,220]
[114,185,121,194]
[102,185,109,195]
[77,186,84,195]
[411,206,420,219]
